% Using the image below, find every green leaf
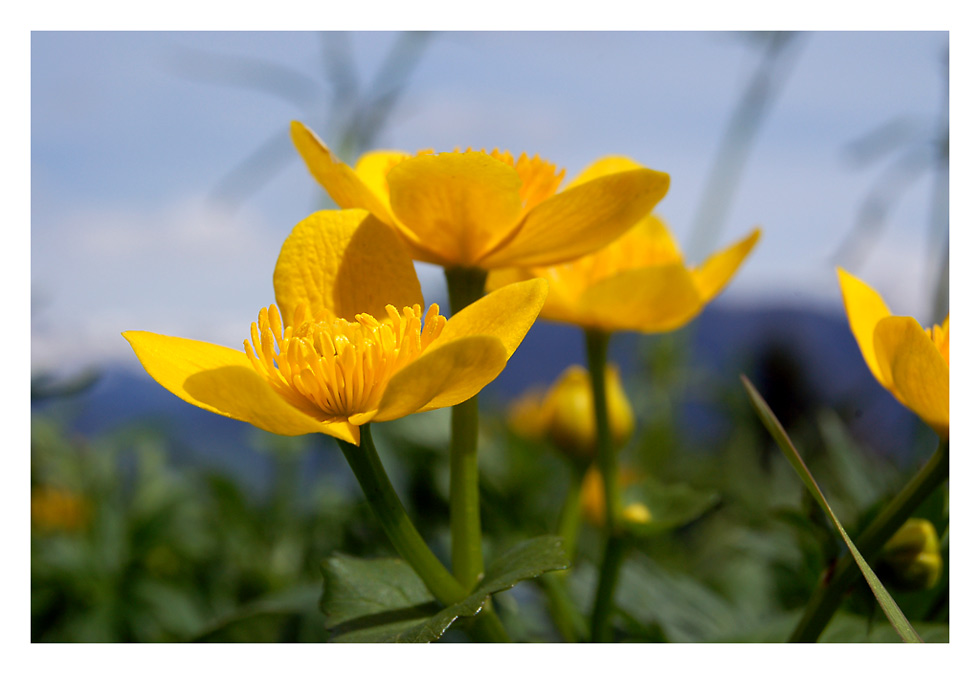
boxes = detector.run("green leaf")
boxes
[741,375,923,643]
[620,478,719,536]
[189,583,322,642]
[320,536,569,642]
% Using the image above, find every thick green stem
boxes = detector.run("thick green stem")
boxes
[790,440,949,642]
[590,535,628,642]
[445,266,490,589]
[557,462,588,562]
[584,329,623,642]
[585,330,618,529]
[337,425,510,642]
[338,425,465,606]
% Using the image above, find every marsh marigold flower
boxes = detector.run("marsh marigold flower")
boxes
[124,210,547,446]
[837,268,949,438]
[489,215,760,333]
[290,121,670,270]
[509,364,634,462]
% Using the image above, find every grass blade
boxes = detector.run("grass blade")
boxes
[741,375,922,643]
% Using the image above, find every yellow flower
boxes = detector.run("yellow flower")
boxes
[509,364,634,462]
[124,209,548,446]
[879,518,943,591]
[837,268,949,438]
[290,121,670,270]
[580,465,644,527]
[31,486,90,533]
[489,215,760,333]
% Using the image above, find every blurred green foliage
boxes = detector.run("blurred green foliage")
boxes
[31,331,948,642]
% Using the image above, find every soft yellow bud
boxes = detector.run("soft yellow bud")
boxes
[507,387,551,440]
[544,364,634,461]
[622,502,653,525]
[879,518,943,591]
[31,486,90,533]
[580,465,642,527]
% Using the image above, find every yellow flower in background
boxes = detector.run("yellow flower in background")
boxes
[489,215,760,333]
[879,518,943,591]
[31,486,90,533]
[290,121,670,270]
[580,465,648,527]
[837,268,949,438]
[124,210,548,446]
[509,364,634,462]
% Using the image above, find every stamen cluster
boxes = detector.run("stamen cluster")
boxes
[245,303,447,420]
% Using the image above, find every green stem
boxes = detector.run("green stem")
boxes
[338,425,465,606]
[337,425,510,642]
[585,330,618,530]
[537,573,587,642]
[445,266,490,589]
[591,535,628,642]
[790,440,949,642]
[584,329,623,642]
[557,462,588,562]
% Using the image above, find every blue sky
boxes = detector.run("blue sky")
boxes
[31,31,949,375]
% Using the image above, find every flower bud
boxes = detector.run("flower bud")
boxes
[31,485,90,533]
[879,518,943,591]
[579,465,643,527]
[545,364,634,462]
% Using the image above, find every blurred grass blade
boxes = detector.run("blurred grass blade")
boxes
[741,375,923,643]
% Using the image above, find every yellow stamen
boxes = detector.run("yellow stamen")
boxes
[244,302,448,422]
[925,317,950,366]
[487,149,565,213]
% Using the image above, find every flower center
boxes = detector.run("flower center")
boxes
[380,148,565,216]
[485,149,565,214]
[244,303,447,421]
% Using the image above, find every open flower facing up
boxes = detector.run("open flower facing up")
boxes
[489,215,760,334]
[837,268,949,438]
[290,121,670,270]
[124,210,548,446]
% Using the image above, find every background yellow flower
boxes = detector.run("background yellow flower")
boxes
[490,215,760,333]
[838,268,949,438]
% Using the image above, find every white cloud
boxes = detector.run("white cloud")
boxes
[32,195,284,373]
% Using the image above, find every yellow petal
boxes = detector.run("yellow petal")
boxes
[353,150,411,208]
[575,264,703,333]
[620,215,685,266]
[273,209,423,323]
[431,278,548,358]
[290,121,395,225]
[691,228,761,301]
[564,156,646,190]
[873,316,949,437]
[838,268,893,386]
[481,168,670,268]
[122,331,358,443]
[386,151,524,267]
[373,336,509,422]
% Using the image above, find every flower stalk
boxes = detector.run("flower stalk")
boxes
[584,328,624,642]
[337,424,510,642]
[557,461,589,563]
[445,266,490,589]
[790,440,949,642]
